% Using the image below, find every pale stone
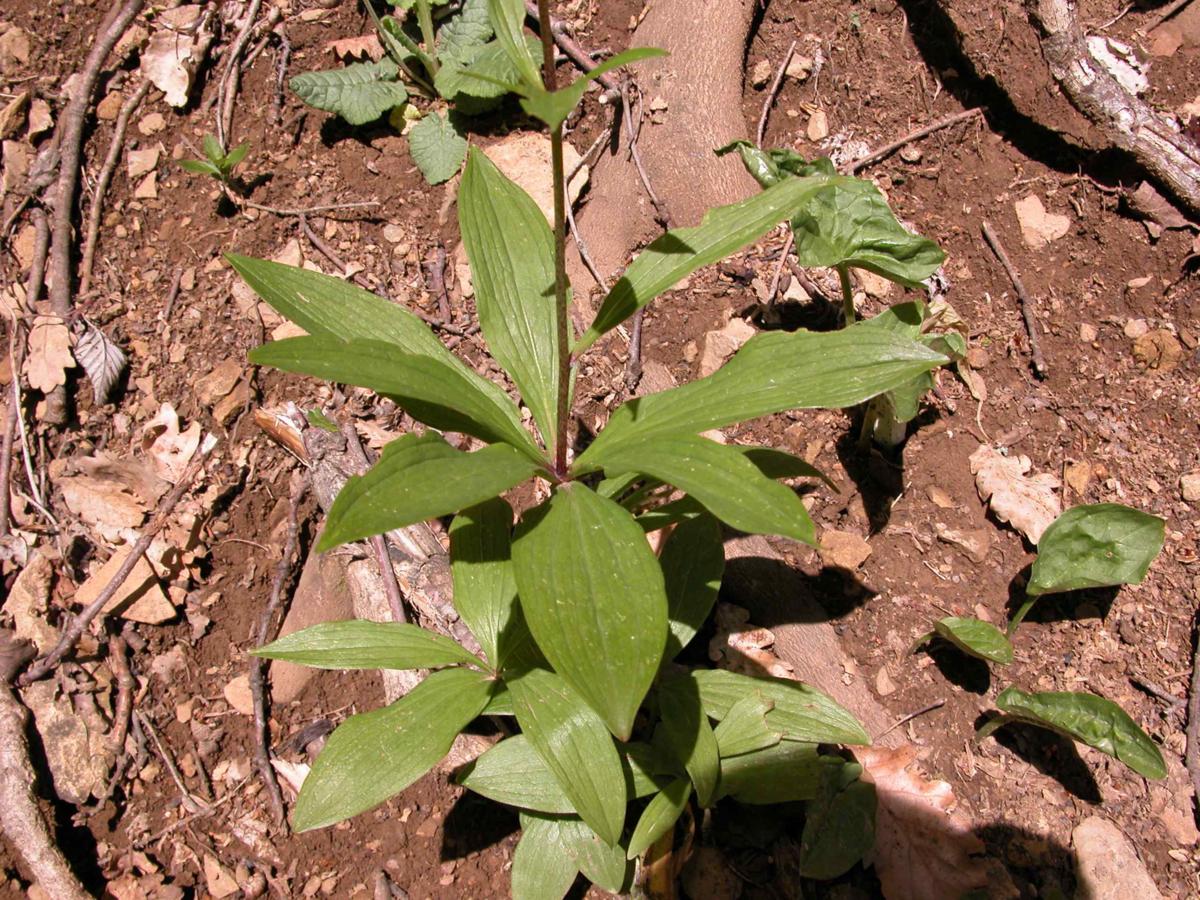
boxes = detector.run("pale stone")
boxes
[698,318,755,377]
[750,59,773,88]
[1014,194,1070,249]
[1181,471,1200,503]
[222,675,254,716]
[819,530,872,569]
[1072,817,1163,900]
[483,133,586,223]
[75,548,176,624]
[127,147,160,178]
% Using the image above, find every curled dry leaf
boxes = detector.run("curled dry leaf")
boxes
[326,34,385,61]
[74,319,127,403]
[139,5,209,108]
[709,602,795,678]
[23,314,74,393]
[969,444,1061,544]
[141,403,201,483]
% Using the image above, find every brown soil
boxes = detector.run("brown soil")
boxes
[1,0,1198,897]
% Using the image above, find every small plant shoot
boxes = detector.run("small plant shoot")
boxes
[179,134,249,184]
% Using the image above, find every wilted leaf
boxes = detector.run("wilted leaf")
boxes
[969,444,1061,544]
[140,5,209,107]
[24,314,74,393]
[74,320,127,403]
[140,403,201,483]
[327,34,385,61]
[408,111,468,185]
[1028,503,1165,596]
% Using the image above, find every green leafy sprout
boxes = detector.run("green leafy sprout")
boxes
[179,134,249,184]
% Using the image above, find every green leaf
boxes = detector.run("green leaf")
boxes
[593,434,816,544]
[800,780,876,879]
[1028,503,1165,596]
[488,0,541,87]
[407,111,468,184]
[989,687,1166,780]
[660,512,724,659]
[579,325,947,469]
[449,498,531,669]
[435,0,492,64]
[306,408,340,432]
[518,48,667,130]
[621,742,674,797]
[626,779,691,860]
[458,734,574,813]
[249,335,538,455]
[202,133,223,163]
[437,36,541,105]
[512,813,579,900]
[512,484,668,740]
[290,59,409,125]
[222,141,249,172]
[713,693,781,757]
[294,666,493,830]
[717,742,851,804]
[319,433,541,551]
[377,14,430,71]
[555,817,630,892]
[715,141,835,188]
[657,673,721,807]
[459,147,563,451]
[577,173,835,352]
[179,158,222,178]
[692,669,869,745]
[252,620,478,669]
[507,668,627,846]
[930,617,1014,665]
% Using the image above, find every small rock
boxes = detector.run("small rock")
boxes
[381,223,405,243]
[1014,194,1071,249]
[1064,460,1093,496]
[874,665,897,696]
[855,268,893,299]
[1079,322,1098,342]
[137,112,166,135]
[899,145,922,163]
[483,133,586,223]
[820,530,872,570]
[926,485,956,509]
[751,59,773,88]
[0,26,31,70]
[934,523,992,563]
[1124,318,1149,339]
[786,55,814,81]
[96,91,123,120]
[806,108,829,142]
[698,318,755,377]
[1181,471,1200,503]
[964,347,990,369]
[76,549,175,624]
[223,675,254,716]
[196,359,243,407]
[1132,329,1183,371]
[1072,817,1163,900]
[204,855,240,899]
[649,95,668,112]
[133,171,158,199]
[127,147,160,179]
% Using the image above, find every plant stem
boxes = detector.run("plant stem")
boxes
[838,265,855,325]
[416,0,438,74]
[537,0,572,477]
[1007,596,1037,636]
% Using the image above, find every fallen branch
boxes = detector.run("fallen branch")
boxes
[217,0,264,147]
[981,220,1048,378]
[106,634,134,753]
[757,40,797,147]
[523,1,620,102]
[19,436,215,685]
[847,108,984,175]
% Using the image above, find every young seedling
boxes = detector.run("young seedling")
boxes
[179,134,249,185]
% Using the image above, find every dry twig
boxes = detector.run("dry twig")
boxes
[343,425,409,624]
[980,221,1048,378]
[523,1,620,102]
[877,699,946,739]
[106,634,135,752]
[1187,616,1200,803]
[217,0,263,147]
[757,40,797,147]
[846,107,984,175]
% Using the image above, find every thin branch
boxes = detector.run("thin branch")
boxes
[846,108,983,175]
[19,437,215,685]
[342,425,408,624]
[523,1,620,102]
[1187,614,1200,804]
[230,190,379,218]
[621,86,672,228]
[106,634,135,752]
[766,231,795,306]
[980,221,1048,378]
[1140,0,1196,33]
[876,698,946,739]
[217,0,263,147]
[757,40,797,147]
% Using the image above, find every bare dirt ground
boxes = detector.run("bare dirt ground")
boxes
[0,0,1198,897]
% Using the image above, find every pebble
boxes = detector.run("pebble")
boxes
[819,530,872,570]
[137,112,166,135]
[1123,318,1149,339]
[1181,471,1200,503]
[751,59,773,88]
[1079,322,1098,342]
[1072,817,1163,899]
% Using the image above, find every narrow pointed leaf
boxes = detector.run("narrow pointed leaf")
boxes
[799,781,876,879]
[621,742,675,796]
[578,326,947,467]
[717,743,850,804]
[319,433,541,551]
[179,158,222,178]
[252,620,478,669]
[487,0,541,87]
[508,668,627,845]
[294,667,493,830]
[626,779,691,860]
[930,616,1014,665]
[459,147,563,449]
[290,59,408,125]
[250,336,538,455]
[556,818,631,892]
[518,48,666,130]
[691,669,869,745]
[657,673,721,807]
[512,485,668,739]
[594,434,816,544]
[992,687,1166,779]
[713,693,781,757]
[660,511,724,659]
[512,813,579,900]
[577,173,835,352]
[1028,503,1165,596]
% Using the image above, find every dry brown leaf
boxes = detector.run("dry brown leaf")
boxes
[2,551,58,652]
[58,473,146,544]
[1127,181,1191,232]
[969,444,1061,544]
[24,314,74,393]
[708,602,794,678]
[326,33,385,61]
[26,97,50,138]
[74,320,127,402]
[139,5,208,107]
[141,403,201,483]
[0,90,28,139]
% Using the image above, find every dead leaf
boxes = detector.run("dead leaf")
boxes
[1127,181,1191,232]
[75,547,176,624]
[1014,195,1071,249]
[141,403,201,482]
[58,472,146,543]
[2,552,58,652]
[140,5,209,107]
[74,320,127,402]
[203,855,239,899]
[23,314,74,393]
[271,758,311,797]
[253,407,309,463]
[969,444,1061,544]
[709,602,795,678]
[0,90,28,139]
[26,97,50,138]
[326,34,384,61]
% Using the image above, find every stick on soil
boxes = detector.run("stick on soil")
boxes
[757,40,797,147]
[981,220,1048,378]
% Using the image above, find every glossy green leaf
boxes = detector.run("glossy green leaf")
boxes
[800,780,876,879]
[508,668,627,845]
[593,434,816,544]
[518,48,667,130]
[716,742,850,804]
[436,36,539,102]
[252,620,478,670]
[319,433,541,551]
[713,693,781,757]
[555,817,630,892]
[660,511,724,659]
[989,687,1166,780]
[1028,503,1165,596]
[577,326,947,468]
[222,141,249,172]
[457,734,574,813]
[626,778,691,859]
[408,111,467,184]
[512,813,579,900]
[512,484,668,740]
[250,336,538,456]
[621,741,675,797]
[294,667,492,830]
[488,0,541,87]
[691,669,870,745]
[716,141,835,188]
[290,59,408,125]
[931,616,1014,665]
[459,147,564,451]
[578,173,835,352]
[657,673,721,807]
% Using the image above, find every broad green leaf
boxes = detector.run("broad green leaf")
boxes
[179,158,222,178]
[716,140,835,188]
[435,37,538,102]
[1028,503,1165,596]
[716,742,850,804]
[202,133,223,163]
[319,433,541,551]
[660,512,724,659]
[556,817,630,892]
[249,335,538,456]
[480,684,513,715]
[512,484,668,740]
[435,0,492,64]
[512,813,579,900]
[294,667,492,830]
[407,111,467,184]
[577,326,948,467]
[931,617,1014,665]
[593,434,816,544]
[290,59,409,125]
[800,781,876,879]
[990,687,1166,780]
[657,673,721,807]
[449,498,530,669]
[459,147,563,451]
[713,693,781,757]
[621,742,675,797]
[252,620,478,670]
[519,48,667,130]
[626,778,691,860]
[577,173,835,352]
[488,0,541,87]
[508,668,627,845]
[458,734,574,813]
[692,669,869,745]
